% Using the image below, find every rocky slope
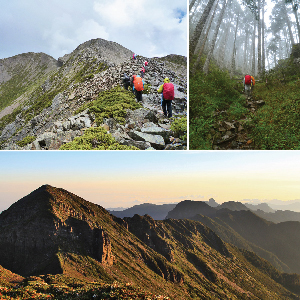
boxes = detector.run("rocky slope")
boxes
[1,185,300,299]
[0,38,187,150]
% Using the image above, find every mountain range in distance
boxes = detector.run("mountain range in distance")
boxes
[2,185,300,299]
[108,198,300,222]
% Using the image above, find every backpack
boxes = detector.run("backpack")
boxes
[134,77,144,91]
[123,74,130,82]
[163,83,174,100]
[245,75,251,85]
[251,76,255,86]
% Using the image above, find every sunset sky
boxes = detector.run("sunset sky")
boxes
[1,151,300,212]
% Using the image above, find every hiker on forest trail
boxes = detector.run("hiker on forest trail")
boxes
[243,74,253,98]
[157,77,174,118]
[123,73,130,90]
[140,66,145,78]
[251,75,255,93]
[133,75,144,102]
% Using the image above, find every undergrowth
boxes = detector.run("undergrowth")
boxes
[251,79,300,149]
[189,57,241,149]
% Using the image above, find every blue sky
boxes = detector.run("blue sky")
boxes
[0,0,187,60]
[1,151,300,212]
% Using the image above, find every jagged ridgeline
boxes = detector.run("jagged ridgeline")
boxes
[0,38,187,150]
[1,185,300,299]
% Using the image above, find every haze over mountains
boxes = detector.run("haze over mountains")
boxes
[2,185,300,299]
[0,38,187,150]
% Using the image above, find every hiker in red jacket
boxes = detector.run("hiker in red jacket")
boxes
[243,74,253,98]
[157,77,174,118]
[140,66,145,78]
[144,61,148,71]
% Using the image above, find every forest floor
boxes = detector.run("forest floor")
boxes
[189,59,300,150]
[210,91,266,150]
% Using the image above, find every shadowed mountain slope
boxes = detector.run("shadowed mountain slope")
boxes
[1,185,300,299]
[166,200,300,275]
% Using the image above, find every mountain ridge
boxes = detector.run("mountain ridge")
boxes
[0,38,187,150]
[2,185,300,299]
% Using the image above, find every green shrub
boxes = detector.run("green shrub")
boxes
[170,117,187,140]
[143,84,151,94]
[76,86,142,125]
[60,127,139,150]
[16,136,36,147]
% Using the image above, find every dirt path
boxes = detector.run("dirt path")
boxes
[212,93,265,150]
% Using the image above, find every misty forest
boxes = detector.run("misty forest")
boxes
[190,0,300,150]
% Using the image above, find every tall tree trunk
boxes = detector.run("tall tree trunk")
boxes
[189,0,197,12]
[190,0,202,23]
[243,30,249,73]
[203,0,228,74]
[190,0,217,57]
[293,7,300,43]
[257,0,262,77]
[262,0,265,74]
[252,14,256,76]
[279,39,282,60]
[231,12,240,77]
[283,0,295,45]
[217,0,232,70]
[192,0,220,72]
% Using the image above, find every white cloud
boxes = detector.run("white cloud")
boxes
[0,0,186,59]
[75,19,109,44]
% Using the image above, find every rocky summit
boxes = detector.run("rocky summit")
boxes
[2,185,300,299]
[0,38,187,150]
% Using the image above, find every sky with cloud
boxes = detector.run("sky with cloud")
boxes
[0,0,187,60]
[1,151,300,212]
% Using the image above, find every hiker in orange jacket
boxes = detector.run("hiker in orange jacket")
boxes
[157,77,174,118]
[133,75,144,102]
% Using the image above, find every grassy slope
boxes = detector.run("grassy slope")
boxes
[189,58,243,149]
